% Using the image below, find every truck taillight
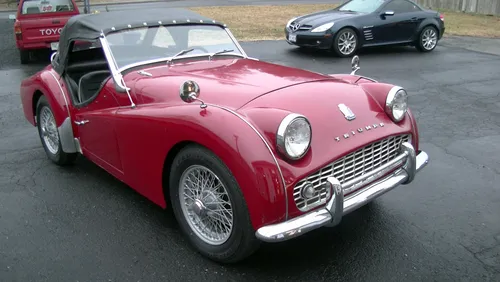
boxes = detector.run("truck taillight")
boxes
[14,21,22,40]
[439,13,444,22]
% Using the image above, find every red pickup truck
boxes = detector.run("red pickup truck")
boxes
[13,0,80,64]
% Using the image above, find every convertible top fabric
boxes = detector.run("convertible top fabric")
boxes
[54,8,223,73]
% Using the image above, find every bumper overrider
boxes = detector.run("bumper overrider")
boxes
[255,142,429,242]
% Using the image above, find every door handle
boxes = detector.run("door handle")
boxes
[52,20,60,24]
[410,17,418,22]
[74,120,89,125]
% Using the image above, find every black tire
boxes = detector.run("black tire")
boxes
[19,50,30,64]
[332,27,358,58]
[36,96,78,166]
[169,144,260,263]
[416,26,438,52]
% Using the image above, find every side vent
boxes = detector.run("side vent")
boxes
[363,29,373,41]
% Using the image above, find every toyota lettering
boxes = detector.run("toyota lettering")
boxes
[40,28,63,36]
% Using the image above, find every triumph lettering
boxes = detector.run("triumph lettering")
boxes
[40,28,63,36]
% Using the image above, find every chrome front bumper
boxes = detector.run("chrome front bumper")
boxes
[255,142,429,243]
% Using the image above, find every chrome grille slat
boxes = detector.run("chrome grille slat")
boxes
[293,134,411,212]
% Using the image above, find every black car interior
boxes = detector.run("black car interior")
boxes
[62,42,111,107]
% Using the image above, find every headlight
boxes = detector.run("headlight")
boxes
[277,114,312,160]
[385,86,408,122]
[311,22,334,32]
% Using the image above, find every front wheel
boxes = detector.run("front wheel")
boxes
[332,27,358,57]
[36,96,78,165]
[416,26,438,52]
[169,144,260,263]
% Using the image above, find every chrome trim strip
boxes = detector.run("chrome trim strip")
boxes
[48,70,71,118]
[204,103,289,220]
[255,142,429,243]
[48,70,78,153]
[224,27,248,58]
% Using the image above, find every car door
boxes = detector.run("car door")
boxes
[72,77,127,176]
[371,0,422,43]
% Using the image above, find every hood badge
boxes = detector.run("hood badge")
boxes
[338,103,356,121]
[334,122,385,142]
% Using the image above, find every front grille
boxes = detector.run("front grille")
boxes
[289,22,312,31]
[293,134,411,212]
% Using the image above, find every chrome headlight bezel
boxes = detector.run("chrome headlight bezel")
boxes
[276,113,312,160]
[385,86,408,123]
[311,22,334,33]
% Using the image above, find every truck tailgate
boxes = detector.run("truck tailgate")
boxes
[21,15,71,49]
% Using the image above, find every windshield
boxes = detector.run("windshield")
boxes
[337,0,387,13]
[21,0,75,14]
[104,24,243,70]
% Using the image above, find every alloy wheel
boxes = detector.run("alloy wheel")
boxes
[422,28,437,50]
[337,30,357,55]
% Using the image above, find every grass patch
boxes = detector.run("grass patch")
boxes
[190,4,500,41]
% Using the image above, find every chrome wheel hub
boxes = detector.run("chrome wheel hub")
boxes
[338,31,356,55]
[40,107,59,154]
[422,29,437,50]
[179,165,234,245]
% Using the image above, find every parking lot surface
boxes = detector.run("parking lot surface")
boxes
[1,16,500,281]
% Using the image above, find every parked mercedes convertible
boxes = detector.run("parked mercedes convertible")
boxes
[20,8,429,263]
[285,0,445,57]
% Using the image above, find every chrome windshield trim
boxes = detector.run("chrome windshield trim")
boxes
[102,26,248,75]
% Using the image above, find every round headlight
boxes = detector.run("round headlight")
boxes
[277,114,312,160]
[385,86,408,122]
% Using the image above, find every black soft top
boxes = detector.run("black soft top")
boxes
[55,8,224,73]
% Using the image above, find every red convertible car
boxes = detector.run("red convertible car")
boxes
[20,8,429,263]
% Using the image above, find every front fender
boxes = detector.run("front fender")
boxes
[113,103,287,230]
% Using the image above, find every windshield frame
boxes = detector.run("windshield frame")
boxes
[101,24,248,74]
[335,0,388,14]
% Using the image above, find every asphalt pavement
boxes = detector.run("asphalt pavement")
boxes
[1,14,500,282]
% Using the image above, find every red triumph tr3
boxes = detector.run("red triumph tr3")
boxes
[19,8,429,263]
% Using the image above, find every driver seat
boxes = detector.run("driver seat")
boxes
[77,70,111,103]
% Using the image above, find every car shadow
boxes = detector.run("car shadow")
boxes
[64,154,396,277]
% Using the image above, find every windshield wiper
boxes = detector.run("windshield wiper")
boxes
[208,49,234,60]
[167,48,194,64]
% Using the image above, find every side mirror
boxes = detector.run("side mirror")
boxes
[382,10,395,17]
[350,55,360,75]
[8,14,16,20]
[180,80,207,108]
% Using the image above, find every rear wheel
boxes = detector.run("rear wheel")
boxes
[36,96,78,165]
[332,27,358,57]
[416,26,438,52]
[169,144,260,263]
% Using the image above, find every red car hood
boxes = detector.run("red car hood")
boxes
[239,79,413,167]
[129,58,349,109]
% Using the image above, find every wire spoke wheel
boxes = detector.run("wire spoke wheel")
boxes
[422,28,437,50]
[179,164,234,245]
[40,106,59,154]
[337,30,357,55]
